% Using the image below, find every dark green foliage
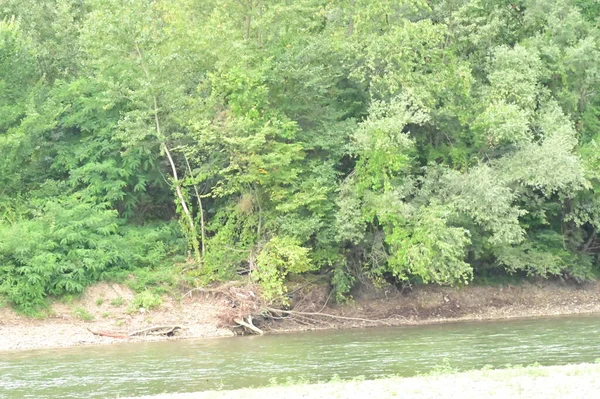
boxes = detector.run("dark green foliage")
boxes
[574,0,600,22]
[0,197,184,314]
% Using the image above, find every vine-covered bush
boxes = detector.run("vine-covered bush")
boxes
[255,236,314,302]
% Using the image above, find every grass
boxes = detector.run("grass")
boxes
[104,264,186,310]
[107,264,183,297]
[191,363,600,399]
[260,361,562,390]
[130,291,162,312]
[59,294,76,304]
[73,307,94,321]
[110,297,124,307]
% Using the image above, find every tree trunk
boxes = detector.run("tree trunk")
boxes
[161,138,202,265]
[135,43,201,266]
[348,0,356,36]
[245,14,251,40]
[184,154,206,256]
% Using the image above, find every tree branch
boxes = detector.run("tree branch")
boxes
[582,227,597,253]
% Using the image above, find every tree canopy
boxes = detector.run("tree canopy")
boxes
[1,0,600,311]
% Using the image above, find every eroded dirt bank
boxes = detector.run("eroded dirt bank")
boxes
[2,279,600,352]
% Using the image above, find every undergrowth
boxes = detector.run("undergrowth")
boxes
[0,197,187,316]
[130,291,162,311]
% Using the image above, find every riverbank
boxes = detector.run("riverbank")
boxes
[2,279,600,351]
[122,363,600,399]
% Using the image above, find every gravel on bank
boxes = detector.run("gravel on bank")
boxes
[3,279,600,352]
[124,363,600,399]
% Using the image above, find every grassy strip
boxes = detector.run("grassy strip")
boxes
[124,362,600,399]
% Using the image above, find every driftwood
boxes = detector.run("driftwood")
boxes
[86,328,128,339]
[234,316,264,335]
[87,325,183,339]
[129,325,182,337]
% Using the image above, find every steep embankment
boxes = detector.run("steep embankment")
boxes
[2,280,600,351]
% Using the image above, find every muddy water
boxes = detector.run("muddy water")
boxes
[2,314,600,398]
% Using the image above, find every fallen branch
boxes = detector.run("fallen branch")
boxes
[582,227,597,253]
[87,325,183,339]
[129,325,183,337]
[86,328,128,339]
[234,317,264,335]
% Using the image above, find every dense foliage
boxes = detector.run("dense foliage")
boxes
[1,0,599,310]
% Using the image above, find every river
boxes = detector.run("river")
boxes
[2,314,600,398]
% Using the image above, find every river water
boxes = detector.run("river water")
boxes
[2,314,600,398]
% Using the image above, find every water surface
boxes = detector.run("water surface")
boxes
[2,314,600,398]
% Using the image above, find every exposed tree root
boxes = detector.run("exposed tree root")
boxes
[183,281,245,299]
[182,281,398,334]
[265,307,399,326]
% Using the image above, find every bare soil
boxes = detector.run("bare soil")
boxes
[0,282,234,352]
[2,279,600,352]
[261,279,600,332]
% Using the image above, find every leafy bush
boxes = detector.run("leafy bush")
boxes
[254,236,315,302]
[331,262,355,302]
[496,231,596,281]
[387,205,473,285]
[132,291,162,311]
[0,196,183,314]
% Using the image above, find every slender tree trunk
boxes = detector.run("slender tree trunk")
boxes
[156,102,202,265]
[135,43,201,265]
[184,154,206,256]
[348,0,355,36]
[251,183,263,243]
[257,0,263,47]
[583,227,597,253]
[245,14,251,40]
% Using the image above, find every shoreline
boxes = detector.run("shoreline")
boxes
[3,308,600,354]
[2,279,600,352]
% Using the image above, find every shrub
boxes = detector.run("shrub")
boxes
[132,291,162,310]
[73,307,94,321]
[0,196,183,315]
[110,297,124,307]
[254,236,315,302]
